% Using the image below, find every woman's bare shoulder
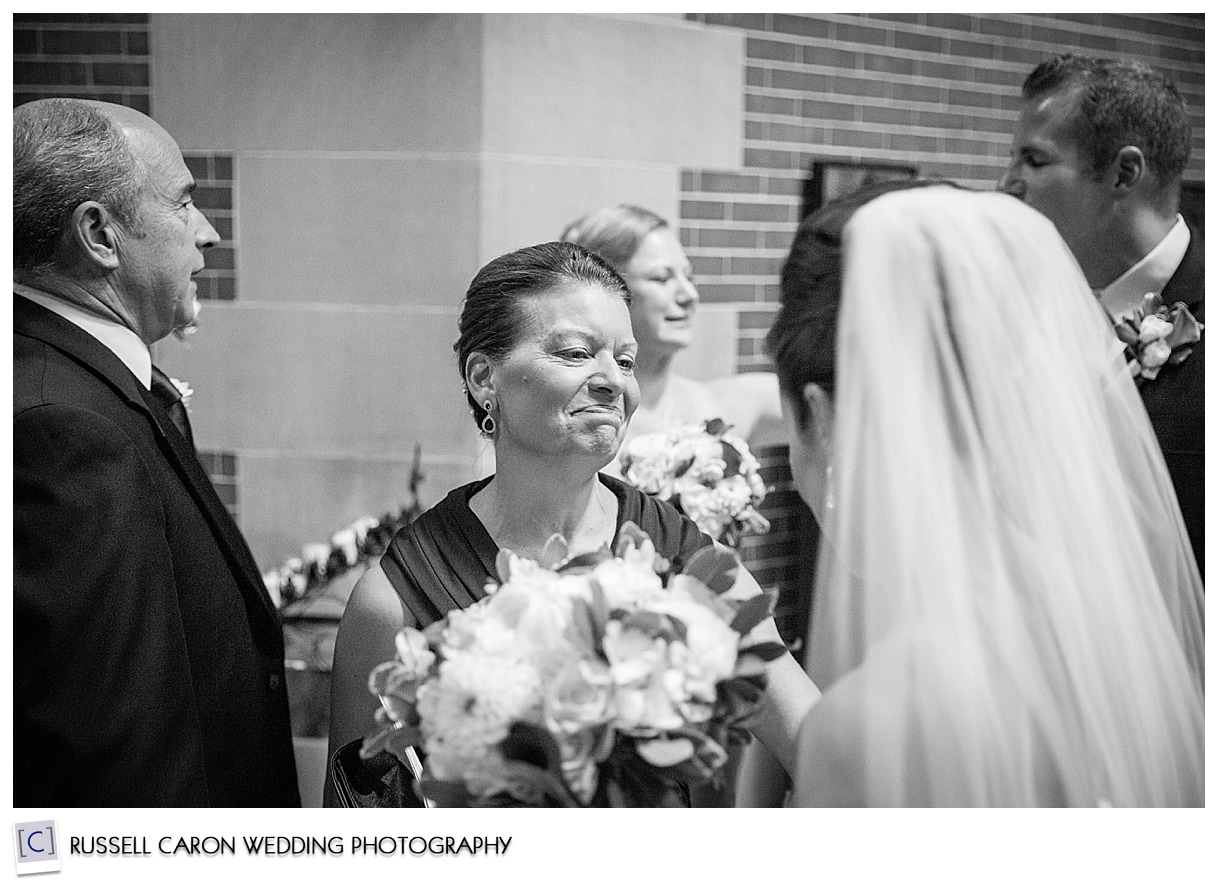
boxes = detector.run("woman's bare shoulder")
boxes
[343,558,409,625]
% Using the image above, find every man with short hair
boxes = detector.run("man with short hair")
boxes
[14,98,300,806]
[1001,54,1203,575]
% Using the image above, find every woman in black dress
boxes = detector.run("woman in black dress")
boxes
[325,241,818,806]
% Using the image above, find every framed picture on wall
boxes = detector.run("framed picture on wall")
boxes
[800,159,919,221]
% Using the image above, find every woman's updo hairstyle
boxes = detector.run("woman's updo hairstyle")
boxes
[766,178,955,429]
[560,204,668,273]
[454,240,630,429]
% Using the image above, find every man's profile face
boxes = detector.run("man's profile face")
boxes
[112,120,219,344]
[1000,89,1111,286]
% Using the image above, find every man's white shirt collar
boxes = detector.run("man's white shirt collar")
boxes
[15,284,152,390]
[1098,214,1190,320]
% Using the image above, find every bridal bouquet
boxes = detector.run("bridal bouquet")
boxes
[362,523,784,807]
[620,418,770,547]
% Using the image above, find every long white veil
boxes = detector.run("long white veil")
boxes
[801,187,1203,806]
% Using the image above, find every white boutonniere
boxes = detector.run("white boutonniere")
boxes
[1111,293,1203,383]
[168,377,194,412]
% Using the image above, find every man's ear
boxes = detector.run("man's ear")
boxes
[1112,145,1147,195]
[464,352,495,400]
[69,201,121,271]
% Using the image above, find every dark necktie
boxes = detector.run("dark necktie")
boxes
[149,369,196,449]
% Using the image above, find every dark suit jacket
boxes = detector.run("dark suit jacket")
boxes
[1143,223,1204,575]
[14,295,300,807]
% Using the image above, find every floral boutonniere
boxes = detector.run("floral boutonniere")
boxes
[1111,293,1203,383]
[168,377,194,412]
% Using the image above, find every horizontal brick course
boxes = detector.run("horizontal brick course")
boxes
[680,200,727,221]
[14,13,147,24]
[92,62,149,87]
[40,29,124,55]
[731,202,794,224]
[14,61,88,86]
[770,15,831,40]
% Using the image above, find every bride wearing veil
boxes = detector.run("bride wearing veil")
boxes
[767,183,1203,806]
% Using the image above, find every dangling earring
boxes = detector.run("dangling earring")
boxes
[480,399,496,436]
[824,463,836,512]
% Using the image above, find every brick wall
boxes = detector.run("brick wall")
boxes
[13,13,151,113]
[181,153,238,302]
[681,12,1204,371]
[678,13,1203,650]
[13,17,244,509]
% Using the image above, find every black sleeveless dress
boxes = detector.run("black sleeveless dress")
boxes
[351,472,732,807]
[380,472,711,629]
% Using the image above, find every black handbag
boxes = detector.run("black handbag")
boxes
[328,738,425,808]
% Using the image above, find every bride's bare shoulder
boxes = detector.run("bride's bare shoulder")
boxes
[789,670,869,806]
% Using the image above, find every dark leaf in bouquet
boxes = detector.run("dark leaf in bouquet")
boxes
[614,521,650,556]
[360,724,397,759]
[704,417,728,436]
[588,577,610,636]
[730,592,776,636]
[597,744,689,808]
[672,455,696,480]
[720,437,743,477]
[360,721,422,761]
[732,653,769,680]
[681,544,739,595]
[719,674,767,707]
[559,546,613,574]
[1112,320,1139,348]
[741,640,787,663]
[666,613,688,644]
[1165,303,1203,351]
[497,722,584,807]
[662,729,729,781]
[500,721,564,773]
[715,696,764,731]
[569,597,599,655]
[540,533,569,570]
[496,761,582,807]
[619,609,678,641]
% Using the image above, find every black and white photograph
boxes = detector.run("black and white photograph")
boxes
[8,10,1208,879]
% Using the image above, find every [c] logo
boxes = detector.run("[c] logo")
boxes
[12,821,61,876]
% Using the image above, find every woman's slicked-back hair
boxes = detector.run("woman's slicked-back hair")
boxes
[766,178,953,428]
[559,204,669,274]
[13,97,146,273]
[453,240,630,428]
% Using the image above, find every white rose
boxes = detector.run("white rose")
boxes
[1137,314,1173,345]
[589,556,666,608]
[650,592,740,685]
[1140,338,1172,369]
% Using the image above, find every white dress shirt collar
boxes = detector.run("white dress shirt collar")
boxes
[1098,214,1190,319]
[15,283,152,390]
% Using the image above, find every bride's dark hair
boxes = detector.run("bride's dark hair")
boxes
[453,241,630,429]
[767,178,956,429]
